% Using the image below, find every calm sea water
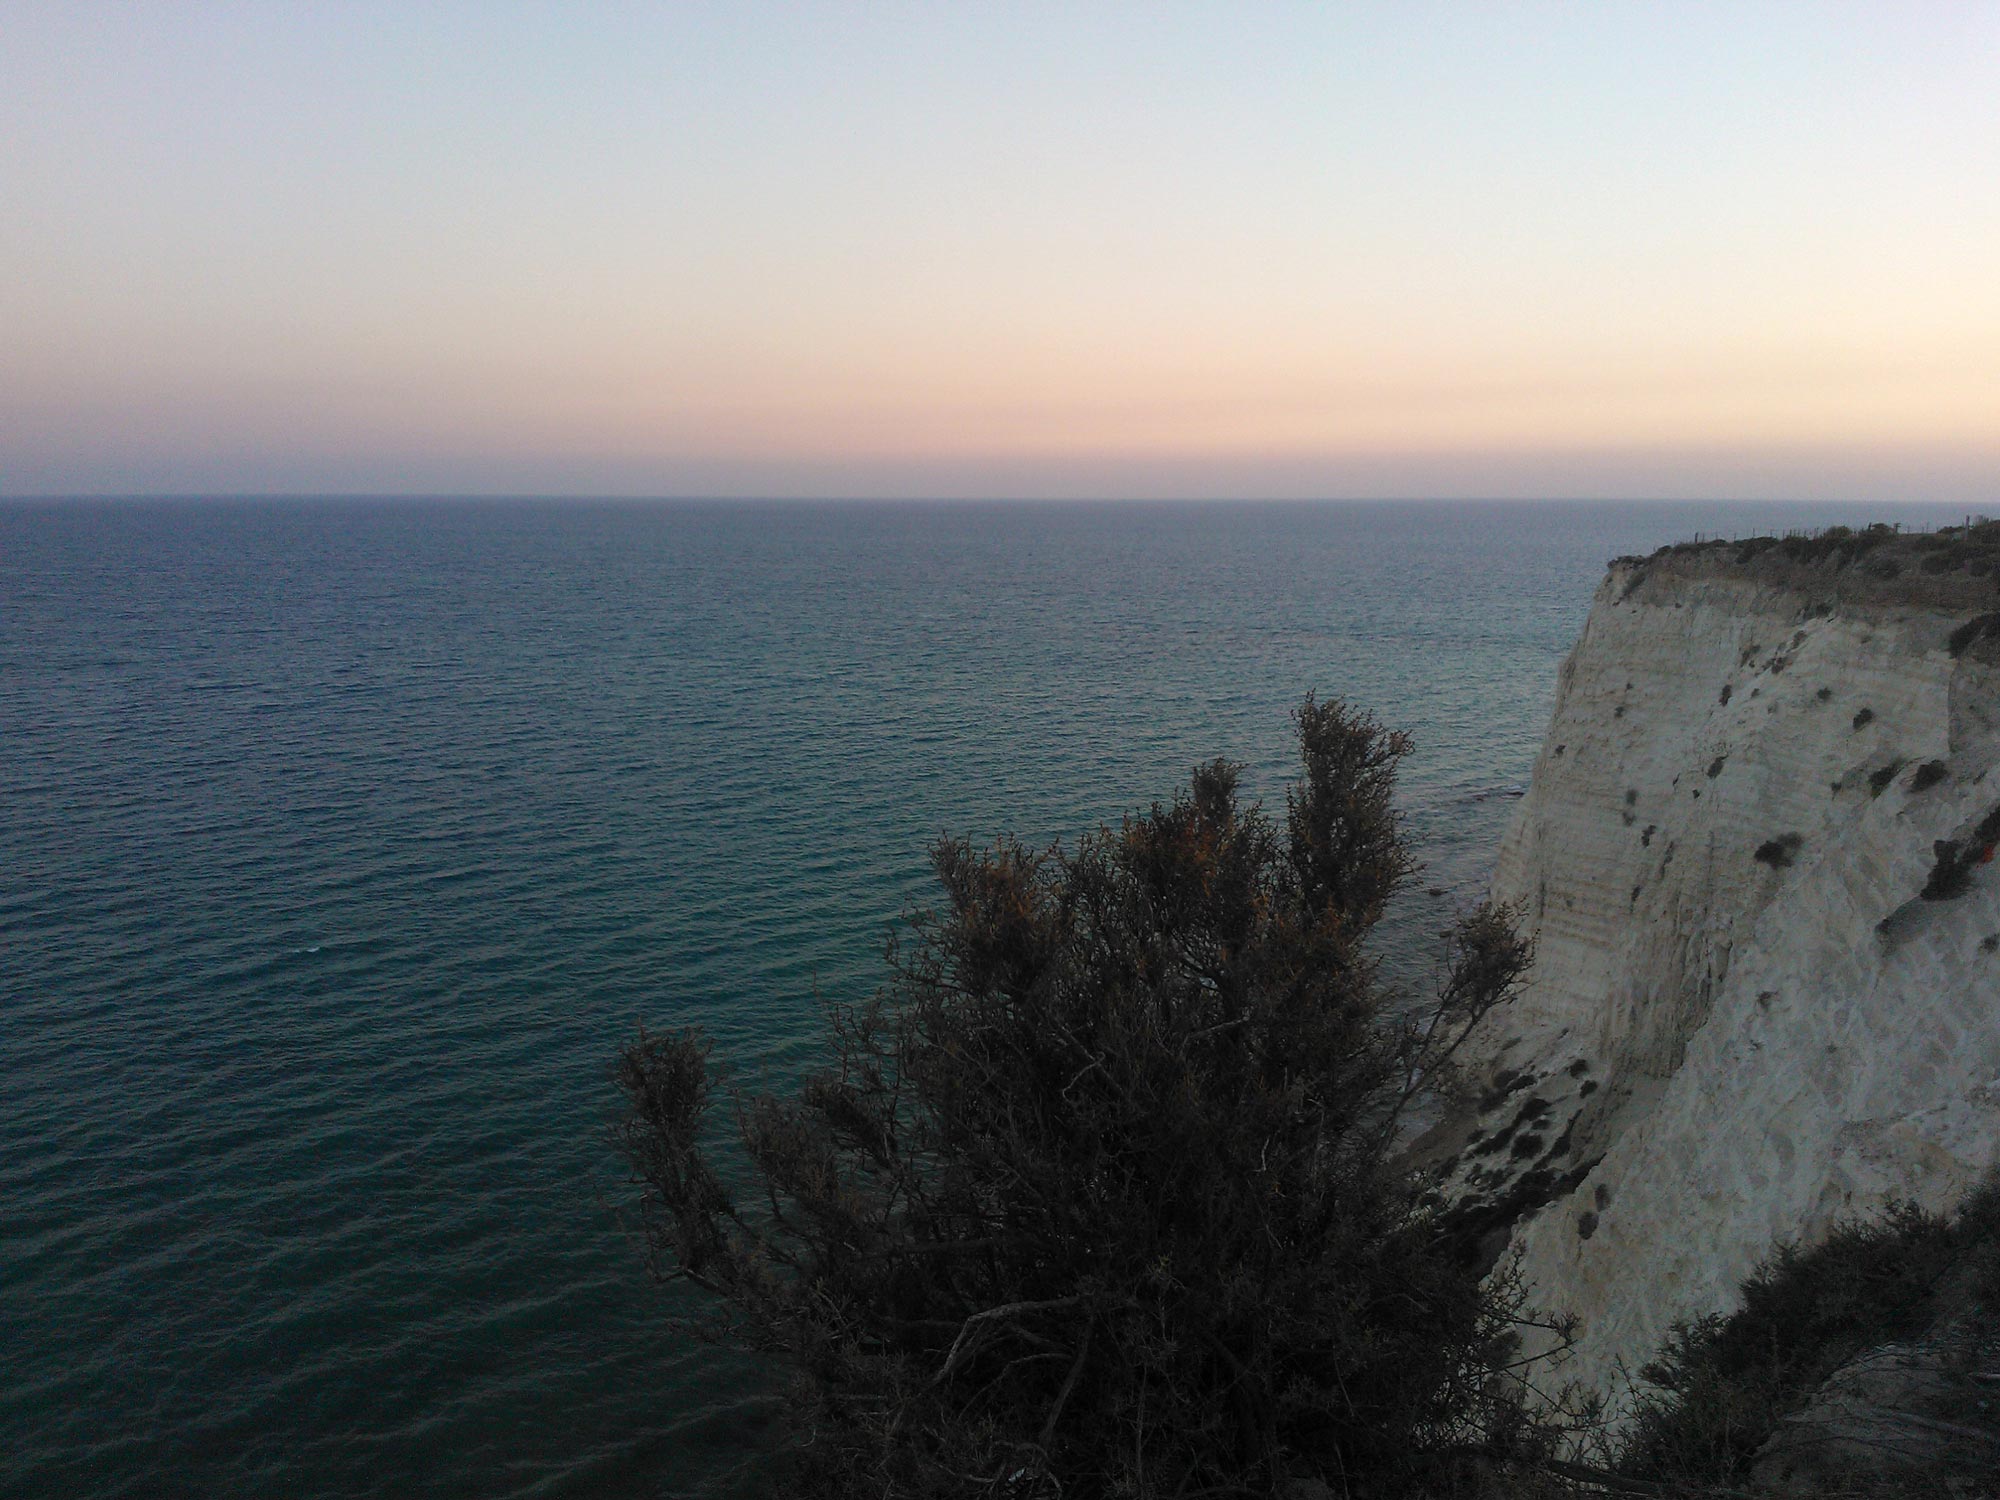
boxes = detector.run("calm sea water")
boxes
[0,497,1968,1498]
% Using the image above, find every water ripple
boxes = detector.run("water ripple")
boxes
[3,496,1960,1499]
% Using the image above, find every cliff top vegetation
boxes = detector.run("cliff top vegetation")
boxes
[1612,519,2000,622]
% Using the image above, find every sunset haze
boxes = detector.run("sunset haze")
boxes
[5,1,1997,500]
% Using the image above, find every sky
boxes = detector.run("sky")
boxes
[3,1,1998,502]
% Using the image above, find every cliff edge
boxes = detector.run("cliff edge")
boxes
[1445,524,2000,1408]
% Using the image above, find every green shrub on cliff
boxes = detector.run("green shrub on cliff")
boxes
[1621,1181,2000,1491]
[616,699,1565,1498]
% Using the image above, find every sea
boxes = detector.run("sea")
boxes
[0,496,1973,1499]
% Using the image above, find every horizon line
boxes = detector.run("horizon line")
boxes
[2,492,1982,508]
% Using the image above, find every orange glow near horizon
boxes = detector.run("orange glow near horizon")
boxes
[4,5,1998,499]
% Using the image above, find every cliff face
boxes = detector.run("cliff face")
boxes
[1453,546,2000,1406]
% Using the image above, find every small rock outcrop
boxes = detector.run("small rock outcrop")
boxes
[1750,1333,2000,1491]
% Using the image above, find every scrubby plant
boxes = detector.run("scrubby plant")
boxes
[1920,804,2000,901]
[1624,522,2000,613]
[1753,835,1802,869]
[1908,760,1949,793]
[615,699,1571,1498]
[1867,760,1906,797]
[1620,1182,2000,1489]
[1769,524,1897,569]
[1948,613,2000,657]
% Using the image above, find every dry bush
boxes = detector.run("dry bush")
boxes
[1620,1182,2000,1493]
[615,699,1574,1498]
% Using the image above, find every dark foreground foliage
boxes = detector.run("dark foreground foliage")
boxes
[1621,1180,2000,1491]
[616,699,1571,1498]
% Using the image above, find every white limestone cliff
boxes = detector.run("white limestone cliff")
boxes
[1448,543,2000,1409]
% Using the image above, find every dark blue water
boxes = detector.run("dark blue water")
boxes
[1,497,1968,1498]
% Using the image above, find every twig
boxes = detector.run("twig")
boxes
[934,1297,1083,1389]
[1038,1320,1093,1448]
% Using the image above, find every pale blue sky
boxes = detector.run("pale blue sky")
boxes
[4,2,1997,499]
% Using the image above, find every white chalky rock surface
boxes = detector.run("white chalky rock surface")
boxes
[1459,558,2000,1409]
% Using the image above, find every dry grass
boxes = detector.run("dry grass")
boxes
[1613,521,2000,624]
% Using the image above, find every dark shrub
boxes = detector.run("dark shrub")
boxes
[1948,613,2000,657]
[1921,804,2000,900]
[1753,835,1802,869]
[1621,1183,2000,1488]
[1924,840,1972,900]
[615,700,1559,1498]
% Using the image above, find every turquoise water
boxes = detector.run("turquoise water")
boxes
[0,498,1967,1498]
